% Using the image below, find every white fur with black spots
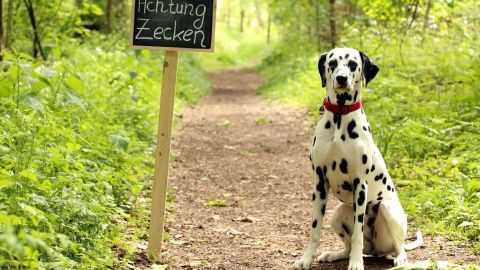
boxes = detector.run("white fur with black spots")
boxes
[293,48,423,270]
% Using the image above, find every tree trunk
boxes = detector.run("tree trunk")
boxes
[423,0,433,30]
[408,0,419,29]
[267,11,271,44]
[103,0,113,33]
[316,0,321,52]
[240,8,245,32]
[254,0,263,28]
[5,0,15,49]
[329,0,337,48]
[0,0,3,61]
[24,0,46,59]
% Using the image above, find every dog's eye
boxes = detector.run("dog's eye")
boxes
[328,60,338,71]
[348,61,358,72]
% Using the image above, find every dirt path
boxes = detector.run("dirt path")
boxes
[162,69,478,269]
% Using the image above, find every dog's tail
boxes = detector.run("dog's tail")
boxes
[404,231,423,250]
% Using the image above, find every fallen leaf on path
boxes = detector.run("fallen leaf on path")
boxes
[232,216,261,223]
[217,120,236,127]
[226,228,247,236]
[223,145,238,150]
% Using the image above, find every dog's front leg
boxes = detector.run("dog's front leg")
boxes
[349,178,368,270]
[293,166,330,270]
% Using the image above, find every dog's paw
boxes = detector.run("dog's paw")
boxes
[394,251,407,266]
[318,250,349,262]
[348,258,364,270]
[293,254,315,270]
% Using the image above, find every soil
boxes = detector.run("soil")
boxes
[160,69,478,269]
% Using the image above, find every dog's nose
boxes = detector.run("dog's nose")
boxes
[336,75,348,86]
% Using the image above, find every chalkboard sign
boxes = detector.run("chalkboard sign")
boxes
[130,0,216,52]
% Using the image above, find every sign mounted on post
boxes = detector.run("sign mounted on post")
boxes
[131,0,216,52]
[130,0,216,259]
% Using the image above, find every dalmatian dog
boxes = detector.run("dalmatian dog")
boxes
[293,48,423,270]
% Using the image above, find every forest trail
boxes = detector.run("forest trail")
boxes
[161,69,477,269]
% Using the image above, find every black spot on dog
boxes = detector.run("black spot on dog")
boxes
[345,53,349,59]
[361,184,365,190]
[366,168,370,174]
[367,217,376,228]
[333,114,342,129]
[387,185,391,191]
[353,178,360,190]
[339,56,343,60]
[366,201,372,215]
[309,154,312,161]
[377,196,383,201]
[325,121,331,129]
[362,154,368,164]
[353,90,358,102]
[332,161,337,171]
[316,167,324,181]
[372,203,380,213]
[377,191,383,197]
[358,214,364,223]
[312,137,316,146]
[323,166,327,176]
[368,126,371,133]
[383,177,387,184]
[347,120,359,139]
[312,164,315,171]
[341,135,346,141]
[329,60,338,73]
[392,187,395,192]
[375,173,384,181]
[342,223,351,235]
[358,190,366,205]
[353,203,356,211]
[315,168,327,200]
[371,164,375,172]
[329,52,334,58]
[342,181,353,191]
[312,220,317,228]
[363,126,367,131]
[340,159,348,174]
[316,183,326,200]
[321,204,326,215]
[339,233,344,238]
[312,193,316,201]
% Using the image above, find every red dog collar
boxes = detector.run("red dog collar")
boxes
[323,98,362,115]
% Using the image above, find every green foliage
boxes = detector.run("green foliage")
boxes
[0,33,210,268]
[194,24,272,71]
[259,0,480,252]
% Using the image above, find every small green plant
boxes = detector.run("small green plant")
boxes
[205,198,228,207]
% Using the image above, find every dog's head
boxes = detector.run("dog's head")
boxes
[318,48,379,92]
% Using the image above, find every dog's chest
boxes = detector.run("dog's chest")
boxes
[310,112,374,203]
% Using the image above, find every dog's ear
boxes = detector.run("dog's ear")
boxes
[318,53,327,88]
[359,51,380,86]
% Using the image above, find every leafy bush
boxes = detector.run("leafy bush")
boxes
[0,33,210,268]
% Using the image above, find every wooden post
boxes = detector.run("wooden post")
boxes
[148,50,179,258]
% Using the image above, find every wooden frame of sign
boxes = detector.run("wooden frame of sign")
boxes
[130,0,217,52]
[130,0,216,258]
